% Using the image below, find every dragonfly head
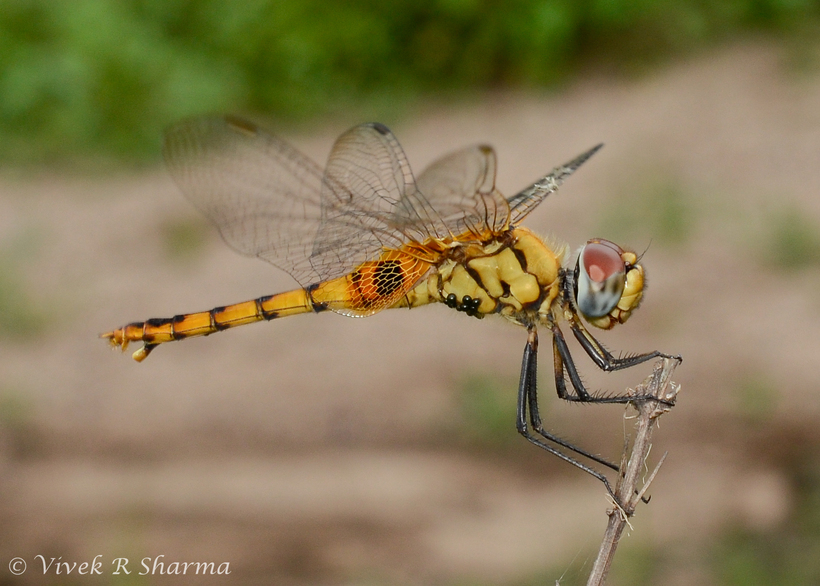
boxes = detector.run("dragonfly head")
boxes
[573,239,645,330]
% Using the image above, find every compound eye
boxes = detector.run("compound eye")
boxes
[575,239,626,318]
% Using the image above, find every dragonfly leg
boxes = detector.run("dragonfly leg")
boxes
[516,326,620,493]
[570,317,681,372]
[552,323,676,406]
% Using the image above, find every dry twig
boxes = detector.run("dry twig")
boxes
[586,357,682,586]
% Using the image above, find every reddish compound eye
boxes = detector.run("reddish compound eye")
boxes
[575,239,626,319]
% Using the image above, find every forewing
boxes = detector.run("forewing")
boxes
[311,123,426,280]
[415,144,510,238]
[507,144,604,225]
[163,116,325,286]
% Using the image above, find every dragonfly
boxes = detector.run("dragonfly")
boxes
[103,115,677,494]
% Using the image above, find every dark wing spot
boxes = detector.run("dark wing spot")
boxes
[370,123,391,135]
[349,270,374,309]
[349,260,406,310]
[373,260,404,297]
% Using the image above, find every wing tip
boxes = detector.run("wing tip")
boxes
[223,115,260,136]
[369,122,392,136]
[567,143,604,171]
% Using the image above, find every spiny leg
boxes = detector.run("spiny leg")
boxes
[525,328,618,471]
[570,317,681,372]
[550,326,661,504]
[552,323,675,406]
[515,326,619,493]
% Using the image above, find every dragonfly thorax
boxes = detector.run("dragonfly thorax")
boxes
[398,229,647,333]
[402,227,569,325]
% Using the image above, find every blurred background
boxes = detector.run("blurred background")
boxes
[2,1,820,584]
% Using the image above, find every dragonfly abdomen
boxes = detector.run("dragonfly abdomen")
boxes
[102,288,314,361]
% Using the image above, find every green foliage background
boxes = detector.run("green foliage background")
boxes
[1,0,818,164]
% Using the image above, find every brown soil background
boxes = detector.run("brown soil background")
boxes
[1,42,819,584]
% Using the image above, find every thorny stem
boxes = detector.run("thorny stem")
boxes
[586,357,682,586]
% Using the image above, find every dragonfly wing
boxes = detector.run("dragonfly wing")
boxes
[163,116,326,286]
[312,124,512,278]
[415,144,510,239]
[311,123,433,281]
[507,143,604,225]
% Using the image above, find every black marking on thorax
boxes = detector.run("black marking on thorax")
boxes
[465,238,528,303]
[500,280,512,298]
[464,264,488,295]
[511,246,529,273]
